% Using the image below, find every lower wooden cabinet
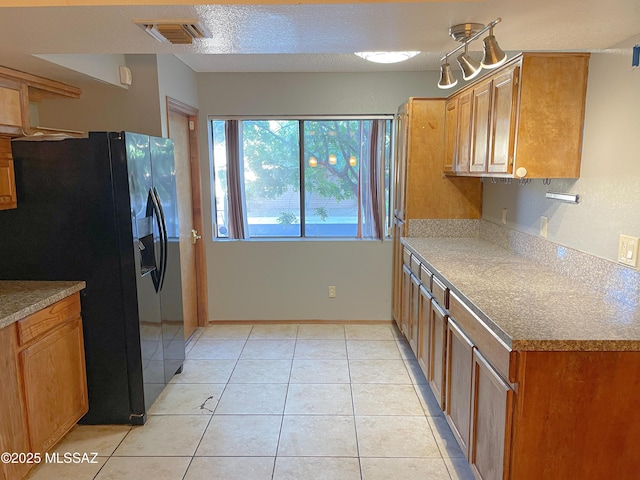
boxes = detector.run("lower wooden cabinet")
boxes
[0,292,88,480]
[417,285,432,375]
[401,264,412,338]
[445,319,474,457]
[391,218,405,327]
[469,349,513,480]
[429,300,447,409]
[20,317,87,454]
[0,325,31,480]
[408,272,420,355]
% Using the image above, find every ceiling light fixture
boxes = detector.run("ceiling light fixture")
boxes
[437,58,458,89]
[354,51,420,64]
[438,18,506,89]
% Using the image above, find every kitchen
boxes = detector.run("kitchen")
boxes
[1,1,640,479]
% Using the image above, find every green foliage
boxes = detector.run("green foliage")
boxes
[241,120,372,202]
[277,212,299,225]
[314,207,329,222]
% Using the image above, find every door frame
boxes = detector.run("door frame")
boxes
[166,96,209,328]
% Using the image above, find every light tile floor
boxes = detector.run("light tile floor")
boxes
[27,323,475,480]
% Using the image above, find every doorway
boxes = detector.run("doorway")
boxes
[166,96,208,339]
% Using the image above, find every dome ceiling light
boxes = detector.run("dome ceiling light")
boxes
[354,51,420,64]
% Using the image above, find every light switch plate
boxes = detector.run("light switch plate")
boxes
[618,234,639,267]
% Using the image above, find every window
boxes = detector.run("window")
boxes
[210,116,392,239]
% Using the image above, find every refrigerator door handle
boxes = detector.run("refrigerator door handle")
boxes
[149,188,164,293]
[153,187,169,291]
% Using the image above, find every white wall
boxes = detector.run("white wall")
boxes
[197,71,442,321]
[156,55,199,137]
[34,54,128,89]
[482,36,640,262]
[37,55,163,136]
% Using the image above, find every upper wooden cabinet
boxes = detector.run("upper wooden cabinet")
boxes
[0,66,81,211]
[0,137,17,210]
[444,52,590,179]
[0,65,81,138]
[394,98,483,221]
[0,76,29,137]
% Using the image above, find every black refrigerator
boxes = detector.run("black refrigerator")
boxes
[0,131,185,425]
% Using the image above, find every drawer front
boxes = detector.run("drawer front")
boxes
[431,276,448,309]
[17,293,81,346]
[403,248,412,267]
[420,264,433,289]
[448,291,512,382]
[410,255,421,276]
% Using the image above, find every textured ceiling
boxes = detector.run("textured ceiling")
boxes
[0,0,638,83]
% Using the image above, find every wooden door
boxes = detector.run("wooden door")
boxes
[429,300,447,409]
[489,66,519,174]
[456,91,473,173]
[443,97,458,173]
[469,349,514,480]
[167,98,208,340]
[417,285,432,376]
[20,319,88,453]
[470,81,492,173]
[446,319,474,457]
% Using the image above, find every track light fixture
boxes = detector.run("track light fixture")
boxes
[437,18,506,89]
[437,57,458,89]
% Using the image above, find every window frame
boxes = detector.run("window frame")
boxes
[209,114,394,241]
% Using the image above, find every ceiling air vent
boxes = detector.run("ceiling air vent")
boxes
[136,20,211,45]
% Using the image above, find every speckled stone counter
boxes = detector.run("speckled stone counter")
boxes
[402,237,640,351]
[0,281,86,329]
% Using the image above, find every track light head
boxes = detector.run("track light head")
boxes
[437,62,458,89]
[457,46,482,81]
[481,29,507,69]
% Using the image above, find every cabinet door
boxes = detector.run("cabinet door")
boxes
[0,137,17,210]
[444,97,458,173]
[393,108,408,219]
[0,76,29,136]
[445,319,474,457]
[391,218,405,327]
[456,91,473,173]
[417,285,432,377]
[469,349,514,480]
[409,273,421,355]
[401,264,412,338]
[0,324,31,480]
[489,66,519,174]
[429,300,447,409]
[20,319,88,453]
[470,81,492,173]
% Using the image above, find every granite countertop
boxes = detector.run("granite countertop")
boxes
[0,281,86,329]
[402,237,640,352]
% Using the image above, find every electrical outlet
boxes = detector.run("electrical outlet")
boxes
[540,216,548,238]
[618,235,639,267]
[501,208,507,225]
[328,285,336,298]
